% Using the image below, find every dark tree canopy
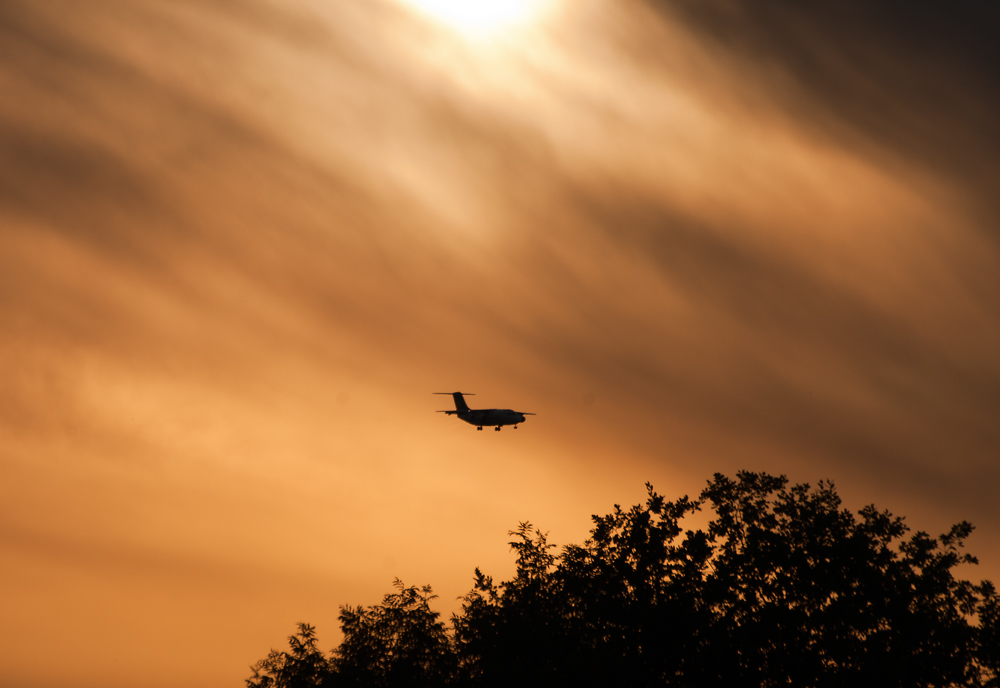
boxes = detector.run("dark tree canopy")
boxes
[248,472,1000,688]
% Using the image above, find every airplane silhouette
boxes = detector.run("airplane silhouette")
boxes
[435,392,535,431]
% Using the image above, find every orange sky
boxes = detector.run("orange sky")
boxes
[2,1,999,686]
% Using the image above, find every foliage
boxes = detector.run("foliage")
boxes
[247,623,331,688]
[333,580,457,688]
[249,472,1000,687]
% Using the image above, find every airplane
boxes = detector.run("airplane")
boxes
[435,392,535,431]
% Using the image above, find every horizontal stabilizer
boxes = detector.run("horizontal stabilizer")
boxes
[433,392,473,412]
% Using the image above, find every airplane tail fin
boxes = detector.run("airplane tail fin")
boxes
[434,392,473,412]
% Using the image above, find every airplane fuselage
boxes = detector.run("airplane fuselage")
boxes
[456,409,527,428]
[435,392,533,431]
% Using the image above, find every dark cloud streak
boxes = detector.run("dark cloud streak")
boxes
[655,0,1000,224]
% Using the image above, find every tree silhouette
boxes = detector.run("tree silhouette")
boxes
[334,580,457,688]
[249,471,1000,687]
[247,623,330,688]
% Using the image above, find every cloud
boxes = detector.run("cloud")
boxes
[653,0,1000,219]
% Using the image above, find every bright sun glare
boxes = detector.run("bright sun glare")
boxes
[401,0,545,36]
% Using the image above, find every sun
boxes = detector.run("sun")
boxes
[400,0,547,36]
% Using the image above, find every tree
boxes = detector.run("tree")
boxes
[692,473,988,687]
[452,523,574,687]
[333,580,457,688]
[247,623,331,688]
[249,471,999,687]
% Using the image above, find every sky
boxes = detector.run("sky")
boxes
[1,0,999,686]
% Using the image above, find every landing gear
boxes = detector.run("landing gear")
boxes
[513,425,519,429]
[494,426,501,431]
[477,426,483,431]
